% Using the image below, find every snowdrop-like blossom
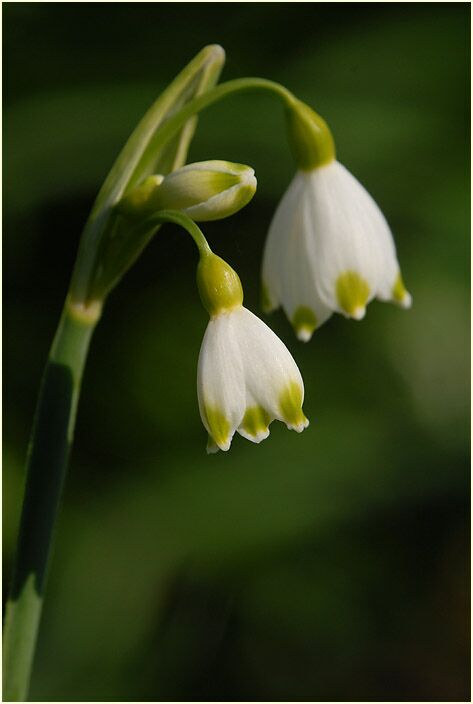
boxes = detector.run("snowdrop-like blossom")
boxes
[197,250,308,453]
[262,98,412,341]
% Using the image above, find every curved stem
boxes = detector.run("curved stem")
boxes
[133,77,297,179]
[167,76,295,127]
[141,209,212,257]
[3,301,99,701]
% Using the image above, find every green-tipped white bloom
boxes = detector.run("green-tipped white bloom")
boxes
[262,162,412,341]
[197,252,308,453]
[119,161,256,222]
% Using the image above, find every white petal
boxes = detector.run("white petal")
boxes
[283,180,334,338]
[263,173,332,338]
[305,161,393,313]
[232,307,308,431]
[321,164,412,309]
[261,173,306,312]
[197,312,246,451]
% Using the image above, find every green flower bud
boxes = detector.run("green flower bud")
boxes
[285,98,335,171]
[118,161,256,223]
[156,160,256,221]
[197,251,243,316]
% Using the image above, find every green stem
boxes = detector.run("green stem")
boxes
[140,209,212,257]
[132,78,296,180]
[3,299,100,702]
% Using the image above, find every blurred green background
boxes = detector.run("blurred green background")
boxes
[4,3,470,701]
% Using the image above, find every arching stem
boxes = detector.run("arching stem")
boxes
[132,78,297,179]
[139,209,212,257]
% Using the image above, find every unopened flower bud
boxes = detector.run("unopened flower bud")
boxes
[118,161,256,222]
[155,160,256,221]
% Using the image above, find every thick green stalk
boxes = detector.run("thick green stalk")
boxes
[3,300,100,702]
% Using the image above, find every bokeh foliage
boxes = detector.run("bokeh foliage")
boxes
[4,3,470,701]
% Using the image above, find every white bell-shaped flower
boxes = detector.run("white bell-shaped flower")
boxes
[262,162,412,341]
[262,98,412,341]
[197,251,308,453]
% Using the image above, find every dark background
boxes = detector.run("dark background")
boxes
[4,3,470,701]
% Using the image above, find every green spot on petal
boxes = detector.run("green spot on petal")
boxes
[292,306,318,341]
[204,404,231,449]
[241,406,271,438]
[279,382,308,430]
[392,273,412,307]
[336,270,370,318]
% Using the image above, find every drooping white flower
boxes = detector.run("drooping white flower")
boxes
[262,98,412,341]
[196,251,308,453]
[262,162,412,341]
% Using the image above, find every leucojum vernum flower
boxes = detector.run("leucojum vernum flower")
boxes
[197,251,308,453]
[4,45,411,702]
[262,98,412,341]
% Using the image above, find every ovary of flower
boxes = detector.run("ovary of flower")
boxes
[262,161,412,341]
[196,252,308,453]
